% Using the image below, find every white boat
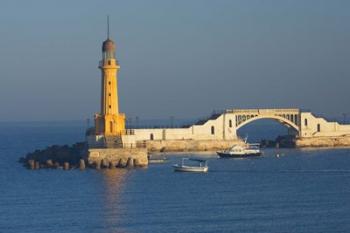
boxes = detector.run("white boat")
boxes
[173,158,208,172]
[217,143,261,158]
[149,159,167,164]
[148,155,167,164]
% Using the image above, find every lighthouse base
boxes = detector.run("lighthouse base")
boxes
[94,113,126,136]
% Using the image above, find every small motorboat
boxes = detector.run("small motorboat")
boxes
[148,155,167,164]
[217,143,262,158]
[173,158,208,172]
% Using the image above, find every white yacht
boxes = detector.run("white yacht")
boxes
[217,143,261,158]
[173,158,208,172]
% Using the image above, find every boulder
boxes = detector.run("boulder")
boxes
[28,160,35,170]
[109,161,116,169]
[101,159,109,168]
[126,157,134,168]
[95,160,101,170]
[46,159,54,168]
[34,161,40,170]
[118,158,127,168]
[79,159,86,170]
[63,162,70,170]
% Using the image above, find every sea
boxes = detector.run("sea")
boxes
[0,120,350,233]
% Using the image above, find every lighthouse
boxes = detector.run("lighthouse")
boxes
[94,17,125,136]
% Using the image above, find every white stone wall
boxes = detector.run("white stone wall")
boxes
[224,113,238,139]
[129,113,238,142]
[300,112,350,137]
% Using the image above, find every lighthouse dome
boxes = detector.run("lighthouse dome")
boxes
[102,39,115,52]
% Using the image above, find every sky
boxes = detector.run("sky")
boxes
[0,0,349,121]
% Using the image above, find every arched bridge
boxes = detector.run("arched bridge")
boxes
[227,108,300,132]
[220,108,350,139]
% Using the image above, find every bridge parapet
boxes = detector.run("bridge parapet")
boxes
[226,108,300,114]
[224,108,301,134]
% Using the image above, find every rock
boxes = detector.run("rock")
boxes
[54,161,60,169]
[116,159,121,168]
[34,161,40,170]
[109,161,115,169]
[126,157,134,168]
[118,158,127,168]
[133,159,139,167]
[63,162,70,170]
[101,159,109,168]
[79,159,86,170]
[134,158,148,167]
[46,159,54,168]
[28,160,35,170]
[95,160,101,170]
[20,141,87,170]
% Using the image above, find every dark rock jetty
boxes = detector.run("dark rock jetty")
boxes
[19,142,86,170]
[19,142,145,170]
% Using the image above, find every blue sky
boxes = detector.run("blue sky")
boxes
[0,0,349,121]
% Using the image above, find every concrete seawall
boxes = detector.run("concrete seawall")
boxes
[88,148,148,167]
[296,136,350,148]
[144,139,244,152]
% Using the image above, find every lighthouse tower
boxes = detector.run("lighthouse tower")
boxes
[94,18,125,136]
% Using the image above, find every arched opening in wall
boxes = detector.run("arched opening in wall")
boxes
[229,120,232,128]
[317,124,321,132]
[237,119,298,147]
[305,118,308,126]
[211,126,215,135]
[150,133,154,140]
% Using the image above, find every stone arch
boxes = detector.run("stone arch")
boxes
[235,115,300,132]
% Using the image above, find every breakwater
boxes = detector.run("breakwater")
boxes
[296,136,350,148]
[19,142,147,170]
[19,136,350,170]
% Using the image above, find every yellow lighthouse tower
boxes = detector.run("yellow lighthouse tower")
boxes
[95,18,125,136]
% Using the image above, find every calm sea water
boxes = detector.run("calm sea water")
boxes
[0,122,350,233]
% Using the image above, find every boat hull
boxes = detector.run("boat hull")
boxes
[173,165,208,172]
[217,151,262,158]
[149,159,167,164]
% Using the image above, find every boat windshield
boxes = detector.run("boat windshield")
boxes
[248,143,260,149]
[182,158,207,167]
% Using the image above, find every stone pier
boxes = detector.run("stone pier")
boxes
[144,139,244,152]
[87,148,148,167]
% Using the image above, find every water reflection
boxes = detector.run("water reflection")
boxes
[101,169,129,233]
